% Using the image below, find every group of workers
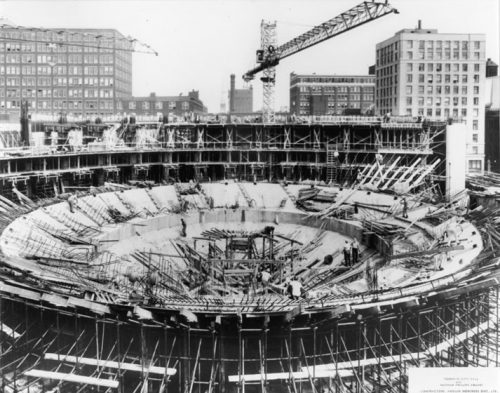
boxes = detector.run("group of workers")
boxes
[343,238,360,267]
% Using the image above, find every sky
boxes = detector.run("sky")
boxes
[0,0,498,112]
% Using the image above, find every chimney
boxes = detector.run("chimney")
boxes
[229,74,236,113]
[418,20,422,29]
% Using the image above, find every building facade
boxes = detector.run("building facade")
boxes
[289,73,375,116]
[485,63,499,172]
[118,91,207,118]
[228,74,253,114]
[375,23,486,173]
[0,23,132,121]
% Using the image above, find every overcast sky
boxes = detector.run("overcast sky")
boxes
[1,0,499,112]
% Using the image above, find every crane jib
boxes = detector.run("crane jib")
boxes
[242,1,398,81]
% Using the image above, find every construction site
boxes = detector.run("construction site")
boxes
[0,1,499,392]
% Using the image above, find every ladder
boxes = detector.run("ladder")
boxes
[326,145,339,184]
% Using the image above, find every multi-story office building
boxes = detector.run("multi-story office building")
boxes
[228,74,253,114]
[289,73,375,116]
[118,91,207,118]
[485,61,499,172]
[375,22,486,173]
[0,23,132,121]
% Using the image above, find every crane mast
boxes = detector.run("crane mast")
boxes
[244,1,398,122]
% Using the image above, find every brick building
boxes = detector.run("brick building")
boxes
[0,22,132,121]
[118,91,207,118]
[289,73,375,116]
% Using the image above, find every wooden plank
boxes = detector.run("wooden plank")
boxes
[44,353,176,376]
[24,369,119,388]
[388,245,465,261]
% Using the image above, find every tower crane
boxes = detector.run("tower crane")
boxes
[243,1,398,122]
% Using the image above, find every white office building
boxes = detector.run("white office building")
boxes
[375,22,486,174]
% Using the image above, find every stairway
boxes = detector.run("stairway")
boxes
[326,145,339,184]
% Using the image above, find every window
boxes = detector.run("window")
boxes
[436,74,442,83]
[473,109,479,117]
[406,97,412,105]
[474,41,480,49]
[452,74,459,83]
[461,108,467,117]
[472,133,478,142]
[472,146,478,154]
[453,86,459,94]
[419,40,425,49]
[407,51,413,60]
[445,64,451,72]
[436,86,442,94]
[407,74,413,83]
[418,74,425,83]
[473,86,479,94]
[473,97,479,105]
[418,85,424,94]
[418,96,424,106]
[427,108,433,117]
[473,120,478,130]
[427,86,433,94]
[462,74,468,83]
[406,86,412,94]
[142,101,150,110]
[445,86,450,94]
[418,63,425,71]
[453,108,458,117]
[444,108,450,117]
[436,64,442,72]
[462,64,468,72]
[462,86,467,94]
[436,97,441,106]
[406,63,413,72]
[445,74,450,83]
[155,101,163,110]
[474,63,480,72]
[418,108,424,115]
[473,74,480,83]
[406,108,412,115]
[474,52,480,60]
[453,97,459,106]
[468,160,481,171]
[444,97,450,106]
[426,97,433,106]
[428,74,433,83]
[435,108,441,117]
[406,40,413,49]
[461,97,467,105]
[453,64,459,72]
[129,101,136,110]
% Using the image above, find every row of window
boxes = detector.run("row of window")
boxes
[406,73,480,84]
[299,94,374,101]
[127,101,190,111]
[407,62,481,73]
[297,86,374,93]
[406,96,480,106]
[406,40,481,50]
[405,50,481,61]
[293,77,374,84]
[0,65,116,75]
[0,99,115,110]
[404,85,480,95]
[2,42,115,54]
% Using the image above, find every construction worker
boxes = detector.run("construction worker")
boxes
[343,240,352,267]
[401,197,408,218]
[180,218,187,237]
[68,193,78,213]
[287,277,303,300]
[260,268,271,294]
[351,238,360,265]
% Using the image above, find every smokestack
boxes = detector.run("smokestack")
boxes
[229,74,235,113]
[418,20,422,29]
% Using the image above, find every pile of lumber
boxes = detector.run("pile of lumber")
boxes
[467,172,500,192]
[201,228,261,239]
